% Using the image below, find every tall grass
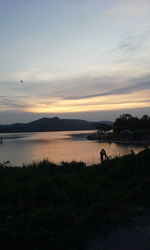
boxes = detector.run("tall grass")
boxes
[0,149,150,250]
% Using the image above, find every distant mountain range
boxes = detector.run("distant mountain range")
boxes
[0,117,113,133]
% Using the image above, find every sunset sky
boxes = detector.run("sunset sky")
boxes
[0,0,150,123]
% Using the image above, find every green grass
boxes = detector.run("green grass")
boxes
[0,149,150,250]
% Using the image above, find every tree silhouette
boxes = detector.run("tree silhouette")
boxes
[113,114,150,133]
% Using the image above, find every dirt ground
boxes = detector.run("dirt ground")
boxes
[86,215,150,250]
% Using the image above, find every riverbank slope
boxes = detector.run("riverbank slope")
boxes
[0,149,150,249]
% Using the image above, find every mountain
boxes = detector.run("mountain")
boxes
[99,121,113,126]
[0,117,95,133]
[0,117,113,133]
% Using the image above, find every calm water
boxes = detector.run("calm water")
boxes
[0,130,146,166]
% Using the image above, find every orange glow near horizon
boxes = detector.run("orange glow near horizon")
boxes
[27,89,150,114]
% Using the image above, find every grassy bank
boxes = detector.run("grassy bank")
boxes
[0,149,150,250]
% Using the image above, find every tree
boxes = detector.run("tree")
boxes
[113,113,150,134]
[97,123,112,132]
[119,113,133,121]
[113,114,134,132]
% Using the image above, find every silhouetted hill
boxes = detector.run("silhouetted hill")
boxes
[100,121,113,126]
[0,117,108,133]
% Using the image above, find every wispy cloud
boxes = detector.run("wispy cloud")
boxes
[1,72,150,111]
[66,75,150,100]
[0,95,31,109]
[117,29,150,56]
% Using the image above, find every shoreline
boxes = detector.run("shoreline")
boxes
[0,149,150,249]
[87,133,150,146]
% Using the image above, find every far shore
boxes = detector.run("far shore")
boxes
[87,132,150,146]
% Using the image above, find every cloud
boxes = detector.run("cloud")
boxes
[116,29,150,56]
[0,95,31,109]
[66,75,150,100]
[0,70,150,115]
[0,106,150,125]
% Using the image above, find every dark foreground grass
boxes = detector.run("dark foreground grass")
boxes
[0,149,150,250]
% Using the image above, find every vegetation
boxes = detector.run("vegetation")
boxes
[0,149,150,250]
[96,123,112,132]
[88,114,150,142]
[0,117,95,133]
[113,113,150,133]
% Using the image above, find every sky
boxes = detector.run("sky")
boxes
[0,0,150,124]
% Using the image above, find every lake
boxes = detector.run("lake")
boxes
[0,130,146,166]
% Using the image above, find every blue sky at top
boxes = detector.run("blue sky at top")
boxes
[0,0,150,123]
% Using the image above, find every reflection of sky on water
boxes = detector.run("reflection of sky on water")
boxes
[0,131,146,166]
[0,132,35,141]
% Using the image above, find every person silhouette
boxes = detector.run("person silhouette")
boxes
[100,149,109,162]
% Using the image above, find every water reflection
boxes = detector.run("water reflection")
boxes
[0,131,146,166]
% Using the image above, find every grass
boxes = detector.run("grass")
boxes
[0,149,150,249]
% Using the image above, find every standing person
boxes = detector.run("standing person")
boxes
[100,149,109,163]
[100,149,104,162]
